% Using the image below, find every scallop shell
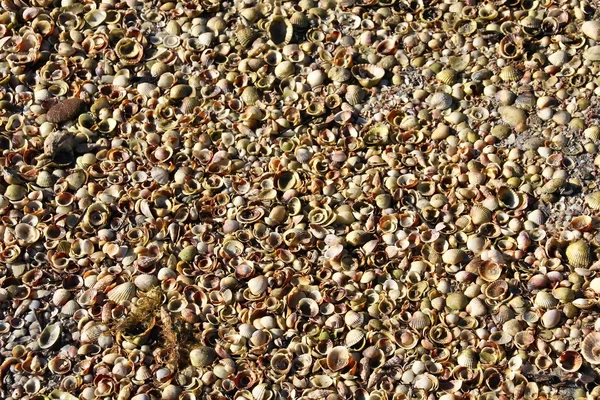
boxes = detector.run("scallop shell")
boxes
[237,26,259,48]
[470,205,492,225]
[430,92,453,110]
[107,282,137,304]
[327,346,350,372]
[344,310,364,328]
[345,328,365,347]
[565,240,592,268]
[268,16,293,46]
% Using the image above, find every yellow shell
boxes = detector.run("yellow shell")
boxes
[585,191,600,210]
[107,282,137,304]
[499,65,521,82]
[436,68,458,85]
[533,290,558,309]
[565,240,592,268]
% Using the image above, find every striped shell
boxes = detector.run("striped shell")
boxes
[533,291,558,309]
[436,68,458,85]
[107,282,137,304]
[409,311,431,330]
[499,65,521,82]
[268,16,293,46]
[582,332,600,364]
[565,240,592,268]
[344,310,364,328]
[345,328,365,347]
[470,205,492,225]
[585,192,600,210]
[457,349,478,368]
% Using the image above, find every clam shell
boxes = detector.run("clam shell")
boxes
[345,328,365,347]
[478,261,502,282]
[446,293,469,311]
[470,205,492,225]
[582,21,600,41]
[248,275,268,296]
[430,92,453,110]
[344,310,364,328]
[107,282,137,304]
[61,299,81,315]
[351,64,385,88]
[499,65,521,82]
[327,346,350,372]
[268,16,293,46]
[38,323,61,349]
[442,249,466,265]
[274,61,295,79]
[548,50,570,67]
[541,309,562,329]
[557,350,582,372]
[565,240,592,268]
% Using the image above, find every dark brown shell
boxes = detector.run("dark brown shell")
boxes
[46,98,85,124]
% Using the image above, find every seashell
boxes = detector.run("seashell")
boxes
[582,21,600,41]
[499,65,521,82]
[170,84,194,100]
[533,291,557,309]
[470,205,492,225]
[436,68,457,85]
[5,184,27,201]
[190,346,217,367]
[409,311,431,330]
[248,275,268,296]
[498,106,526,127]
[557,350,582,372]
[61,299,80,315]
[327,346,350,372]
[430,92,453,110]
[307,70,327,87]
[52,288,71,307]
[268,16,293,46]
[582,332,600,364]
[15,223,40,245]
[47,98,84,124]
[565,240,592,268]
[442,249,466,265]
[107,282,137,304]
[457,349,478,368]
[497,186,522,209]
[150,62,171,78]
[134,274,158,291]
[446,293,469,311]
[541,309,562,329]
[585,192,600,210]
[297,298,319,318]
[290,11,310,30]
[38,323,61,349]
[345,85,365,105]
[351,64,385,88]
[84,10,106,27]
[345,328,365,348]
[583,46,600,62]
[274,61,295,79]
[478,261,502,282]
[344,310,364,328]
[548,50,570,67]
[237,26,259,48]
[328,66,352,83]
[570,215,593,232]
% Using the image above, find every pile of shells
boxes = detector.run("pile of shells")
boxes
[4,0,600,399]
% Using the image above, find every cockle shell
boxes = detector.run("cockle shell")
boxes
[107,282,137,304]
[190,346,217,367]
[582,21,600,41]
[327,346,350,372]
[565,240,592,268]
[582,332,600,364]
[248,275,268,296]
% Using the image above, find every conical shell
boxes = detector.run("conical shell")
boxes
[565,240,592,268]
[327,346,350,372]
[107,282,137,304]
